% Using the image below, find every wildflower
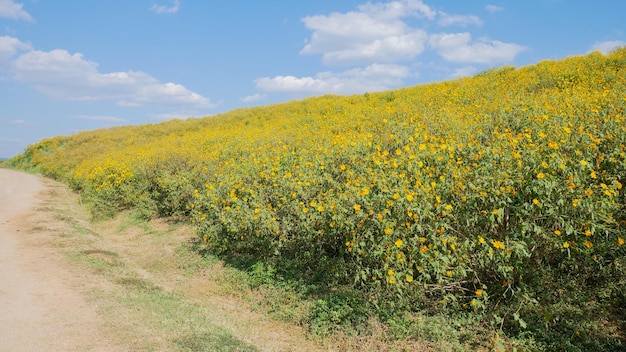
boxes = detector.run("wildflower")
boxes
[353,204,361,213]
[618,238,625,246]
[388,269,395,276]
[563,242,570,248]
[406,194,414,201]
[533,199,541,206]
[492,240,505,250]
[537,172,545,179]
[406,275,413,283]
[584,240,593,248]
[395,238,403,248]
[384,228,393,235]
[478,236,485,244]
[554,230,561,236]
[585,189,593,196]
[476,289,483,297]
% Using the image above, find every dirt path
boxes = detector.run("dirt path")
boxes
[0,169,330,352]
[0,169,127,352]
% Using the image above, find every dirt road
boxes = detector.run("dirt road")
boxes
[0,169,126,352]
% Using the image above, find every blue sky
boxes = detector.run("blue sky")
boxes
[1,0,624,158]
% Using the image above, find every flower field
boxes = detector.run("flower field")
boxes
[7,48,626,349]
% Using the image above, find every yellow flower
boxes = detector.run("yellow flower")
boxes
[584,240,593,248]
[563,241,570,248]
[384,227,393,235]
[572,199,579,207]
[406,194,414,201]
[478,236,485,244]
[537,172,545,179]
[585,189,593,196]
[590,170,597,179]
[475,289,483,297]
[353,204,361,212]
[492,240,505,250]
[554,230,561,236]
[395,238,403,248]
[533,199,541,206]
[618,238,625,246]
[406,275,413,283]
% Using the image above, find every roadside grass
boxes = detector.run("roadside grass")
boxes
[36,178,317,351]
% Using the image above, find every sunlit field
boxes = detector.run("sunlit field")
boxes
[7,48,626,350]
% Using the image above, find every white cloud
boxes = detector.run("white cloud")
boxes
[449,66,478,79]
[429,32,527,64]
[254,0,526,98]
[0,0,33,22]
[150,0,180,14]
[256,63,411,95]
[485,5,504,13]
[357,0,436,20]
[9,119,26,124]
[0,35,31,62]
[74,115,126,123]
[589,40,626,54]
[0,137,21,142]
[4,43,215,109]
[438,12,483,27]
[300,0,433,66]
[240,93,266,103]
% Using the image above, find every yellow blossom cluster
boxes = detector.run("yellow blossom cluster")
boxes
[7,48,626,307]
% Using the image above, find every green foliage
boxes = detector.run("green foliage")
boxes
[309,290,369,336]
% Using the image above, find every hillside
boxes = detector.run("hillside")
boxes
[6,48,626,350]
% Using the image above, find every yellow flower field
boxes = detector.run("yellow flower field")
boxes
[7,48,626,349]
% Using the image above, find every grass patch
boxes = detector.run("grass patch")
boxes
[38,191,320,351]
